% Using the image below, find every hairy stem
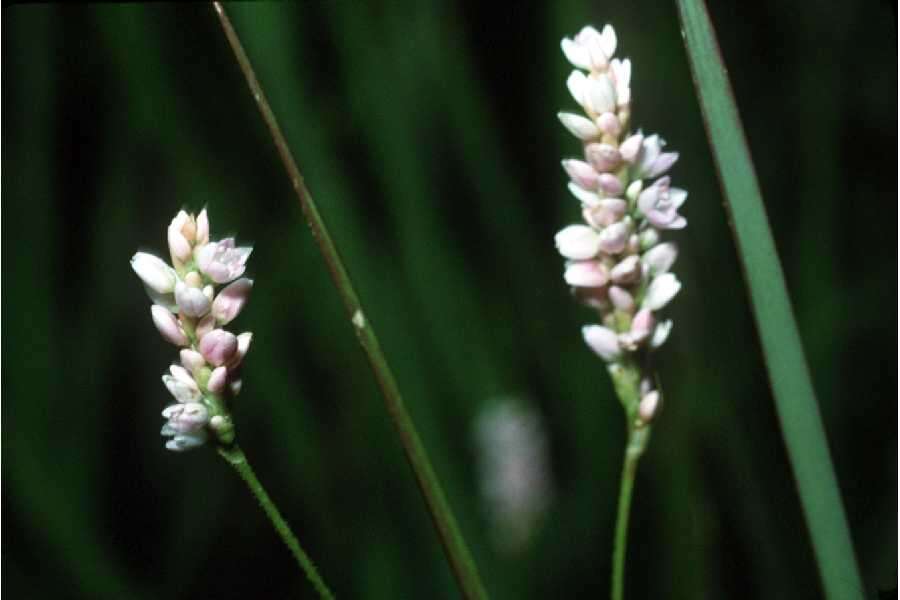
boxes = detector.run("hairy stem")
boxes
[211,4,488,598]
[219,445,334,600]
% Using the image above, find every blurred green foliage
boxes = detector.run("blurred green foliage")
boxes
[3,2,895,599]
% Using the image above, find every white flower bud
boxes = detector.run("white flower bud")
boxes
[558,112,600,140]
[555,225,602,260]
[597,173,624,196]
[610,255,642,284]
[582,198,626,228]
[642,242,678,275]
[642,273,681,311]
[562,159,600,190]
[211,278,254,325]
[180,349,206,372]
[608,286,635,311]
[638,390,660,422]
[596,112,621,136]
[175,281,211,318]
[598,221,630,254]
[564,260,609,288]
[582,325,621,361]
[650,320,673,349]
[131,252,176,294]
[585,75,617,115]
[207,366,228,393]
[567,182,601,206]
[150,305,188,346]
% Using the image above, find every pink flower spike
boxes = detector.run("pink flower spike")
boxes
[212,278,254,325]
[151,305,188,346]
[582,325,620,361]
[207,366,228,393]
[199,329,238,366]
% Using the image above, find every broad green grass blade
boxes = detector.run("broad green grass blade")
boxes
[675,2,865,599]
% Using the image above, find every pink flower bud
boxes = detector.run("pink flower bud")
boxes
[597,173,624,196]
[211,278,254,325]
[582,325,620,361]
[564,261,609,288]
[207,366,228,393]
[180,349,206,372]
[629,308,655,343]
[555,225,602,260]
[562,159,600,190]
[582,198,626,228]
[195,238,252,284]
[131,252,176,294]
[608,286,635,311]
[151,305,188,346]
[596,112,621,136]
[618,133,644,163]
[584,143,622,172]
[167,218,192,265]
[557,112,600,140]
[175,281,211,318]
[598,221,629,254]
[198,329,238,366]
[195,314,215,340]
[610,255,641,284]
[568,182,601,206]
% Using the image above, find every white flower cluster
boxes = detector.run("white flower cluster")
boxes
[555,25,685,391]
[474,400,553,554]
[131,209,253,451]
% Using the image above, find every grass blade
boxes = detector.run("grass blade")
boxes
[675,2,865,598]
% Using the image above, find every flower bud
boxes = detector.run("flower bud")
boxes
[619,133,643,163]
[555,225,602,260]
[608,286,635,311]
[642,273,681,311]
[585,75,617,115]
[564,261,609,288]
[151,305,188,346]
[164,429,208,452]
[596,112,621,136]
[228,332,253,368]
[598,221,629,254]
[195,209,209,246]
[650,319,673,349]
[629,308,655,343]
[162,402,209,433]
[184,271,203,288]
[229,379,243,396]
[567,182,601,206]
[195,314,216,340]
[207,366,228,393]
[195,238,252,284]
[562,159,600,190]
[566,70,588,106]
[625,179,643,202]
[211,278,254,325]
[582,198,626,228]
[180,349,206,372]
[167,214,193,264]
[131,252,176,294]
[597,173,624,196]
[175,281,211,318]
[582,325,621,361]
[610,255,642,284]
[638,390,660,423]
[584,143,622,172]
[557,112,600,140]
[162,368,201,403]
[639,228,660,251]
[642,242,678,275]
[198,329,238,366]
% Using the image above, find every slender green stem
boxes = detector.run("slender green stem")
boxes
[611,428,649,600]
[218,445,334,600]
[210,4,488,598]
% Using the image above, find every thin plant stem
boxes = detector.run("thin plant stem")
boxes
[210,4,488,599]
[610,428,649,600]
[218,445,334,600]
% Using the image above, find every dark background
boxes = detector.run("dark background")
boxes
[3,2,896,598]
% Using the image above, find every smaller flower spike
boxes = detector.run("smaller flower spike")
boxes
[131,209,254,451]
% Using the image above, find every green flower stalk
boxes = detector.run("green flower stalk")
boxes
[554,24,686,600]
